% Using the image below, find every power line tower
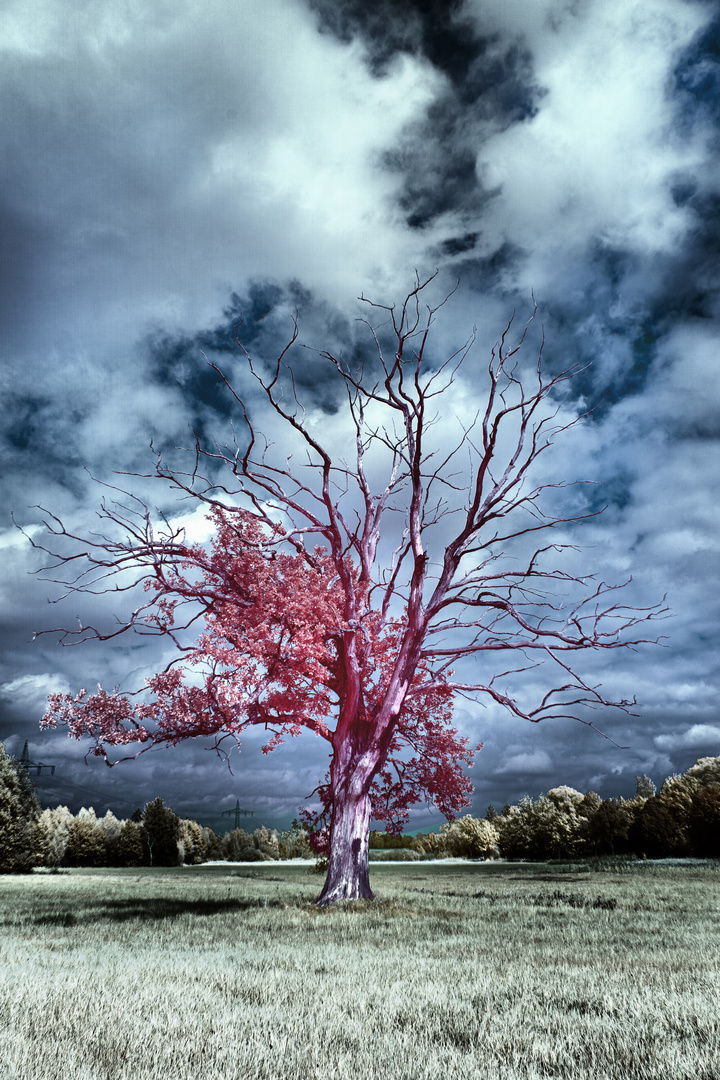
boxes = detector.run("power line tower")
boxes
[18,740,56,776]
[221,800,254,830]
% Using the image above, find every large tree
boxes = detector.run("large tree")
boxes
[25,277,663,903]
[0,742,41,873]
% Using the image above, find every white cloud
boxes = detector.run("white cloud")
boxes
[0,525,40,550]
[474,0,709,293]
[497,749,553,774]
[0,673,71,709]
[654,724,720,752]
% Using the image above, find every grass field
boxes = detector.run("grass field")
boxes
[0,859,718,1080]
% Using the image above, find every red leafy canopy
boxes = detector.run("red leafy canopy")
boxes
[42,506,480,830]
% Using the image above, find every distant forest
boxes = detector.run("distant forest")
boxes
[1,748,718,872]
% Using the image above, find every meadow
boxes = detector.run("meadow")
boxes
[0,860,718,1080]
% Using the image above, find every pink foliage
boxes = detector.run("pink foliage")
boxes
[41,506,479,830]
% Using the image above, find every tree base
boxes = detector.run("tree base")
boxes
[315,879,375,906]
[314,856,375,905]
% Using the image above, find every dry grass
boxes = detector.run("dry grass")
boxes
[0,860,718,1079]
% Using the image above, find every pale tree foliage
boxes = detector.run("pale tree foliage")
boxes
[252,825,281,859]
[36,805,74,867]
[221,826,280,862]
[22,276,665,903]
[178,817,211,864]
[64,806,107,866]
[96,809,128,864]
[685,757,720,788]
[545,785,585,813]
[37,806,129,866]
[278,821,315,859]
[0,743,41,873]
[221,828,265,862]
[634,774,656,799]
[439,814,500,858]
[498,794,587,860]
[97,809,123,846]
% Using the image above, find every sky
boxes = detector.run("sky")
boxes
[1,0,718,834]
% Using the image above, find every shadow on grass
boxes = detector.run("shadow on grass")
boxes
[31,895,287,927]
[26,894,439,928]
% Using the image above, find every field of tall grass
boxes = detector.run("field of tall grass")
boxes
[0,859,718,1079]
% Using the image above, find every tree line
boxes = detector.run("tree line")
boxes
[1,742,718,872]
[390,756,720,862]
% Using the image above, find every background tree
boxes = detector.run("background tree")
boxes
[586,798,635,856]
[649,773,699,855]
[36,805,74,868]
[278,820,315,860]
[27,277,664,903]
[251,825,282,860]
[635,774,656,799]
[114,818,148,867]
[63,807,108,867]
[688,784,720,858]
[576,790,601,819]
[0,742,40,873]
[685,757,720,788]
[497,794,585,860]
[221,827,274,862]
[439,814,500,858]
[648,757,720,858]
[545,786,585,815]
[97,810,123,864]
[142,797,181,867]
[630,796,683,858]
[178,817,211,865]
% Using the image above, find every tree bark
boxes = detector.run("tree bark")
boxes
[315,778,374,905]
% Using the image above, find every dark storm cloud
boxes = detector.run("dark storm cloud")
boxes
[384,42,541,233]
[0,0,431,521]
[148,282,288,438]
[510,178,720,425]
[392,0,720,435]
[148,278,377,443]
[310,0,544,233]
[653,189,720,327]
[673,10,720,134]
[308,0,469,77]
[2,393,88,500]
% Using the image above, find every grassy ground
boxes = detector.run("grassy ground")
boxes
[0,860,718,1080]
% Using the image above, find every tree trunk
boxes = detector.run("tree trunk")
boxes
[315,781,374,906]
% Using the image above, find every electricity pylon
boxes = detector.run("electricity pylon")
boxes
[18,740,56,776]
[221,800,254,829]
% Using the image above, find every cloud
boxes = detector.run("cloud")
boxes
[0,673,70,704]
[496,749,553,775]
[473,1,709,276]
[654,724,720,752]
